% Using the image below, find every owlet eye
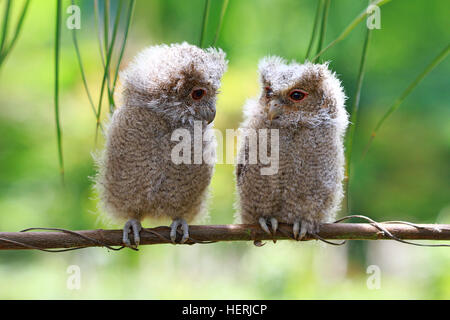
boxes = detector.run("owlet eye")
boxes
[289,89,308,102]
[265,86,273,98]
[191,88,206,100]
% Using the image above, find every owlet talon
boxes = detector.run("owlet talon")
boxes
[293,220,300,241]
[122,219,142,248]
[258,217,271,236]
[299,222,308,240]
[270,217,278,235]
[170,218,190,244]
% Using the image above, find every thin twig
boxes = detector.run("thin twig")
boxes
[0,221,449,251]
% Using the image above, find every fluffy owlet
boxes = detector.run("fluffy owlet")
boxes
[236,57,348,240]
[95,42,227,246]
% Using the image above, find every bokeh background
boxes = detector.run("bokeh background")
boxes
[0,0,449,299]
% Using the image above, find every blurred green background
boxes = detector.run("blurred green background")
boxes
[0,0,449,299]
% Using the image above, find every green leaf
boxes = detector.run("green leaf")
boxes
[362,43,450,158]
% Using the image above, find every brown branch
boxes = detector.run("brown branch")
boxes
[0,223,449,250]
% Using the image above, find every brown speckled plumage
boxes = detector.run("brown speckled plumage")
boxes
[94,43,227,245]
[236,57,348,239]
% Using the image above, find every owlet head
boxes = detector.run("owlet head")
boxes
[120,42,228,126]
[258,56,346,128]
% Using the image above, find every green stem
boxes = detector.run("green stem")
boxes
[212,0,229,46]
[94,0,106,67]
[70,0,102,133]
[111,0,136,97]
[315,0,330,59]
[0,0,31,67]
[344,27,372,214]
[105,0,124,112]
[54,0,64,184]
[0,0,12,54]
[362,43,450,158]
[95,0,123,142]
[312,0,391,62]
[104,0,110,56]
[305,0,323,61]
[103,0,113,108]
[199,0,210,48]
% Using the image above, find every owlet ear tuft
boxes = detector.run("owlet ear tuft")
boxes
[301,61,329,86]
[206,47,228,78]
[258,56,286,85]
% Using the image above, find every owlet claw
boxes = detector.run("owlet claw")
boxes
[170,218,189,244]
[258,217,278,236]
[123,218,142,248]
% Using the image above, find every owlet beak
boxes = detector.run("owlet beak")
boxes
[206,107,216,124]
[268,105,283,122]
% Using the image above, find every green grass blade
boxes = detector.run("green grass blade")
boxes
[304,0,323,61]
[344,27,372,213]
[103,0,113,101]
[95,0,123,142]
[104,0,110,55]
[314,0,330,59]
[94,0,106,67]
[54,0,64,183]
[0,0,12,55]
[199,0,210,48]
[212,0,229,47]
[0,0,31,67]
[362,43,450,158]
[105,0,124,112]
[312,0,391,62]
[70,0,99,123]
[112,0,136,97]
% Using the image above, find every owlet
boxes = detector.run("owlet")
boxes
[95,42,227,246]
[236,57,348,240]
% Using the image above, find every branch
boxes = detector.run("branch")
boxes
[0,223,449,251]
